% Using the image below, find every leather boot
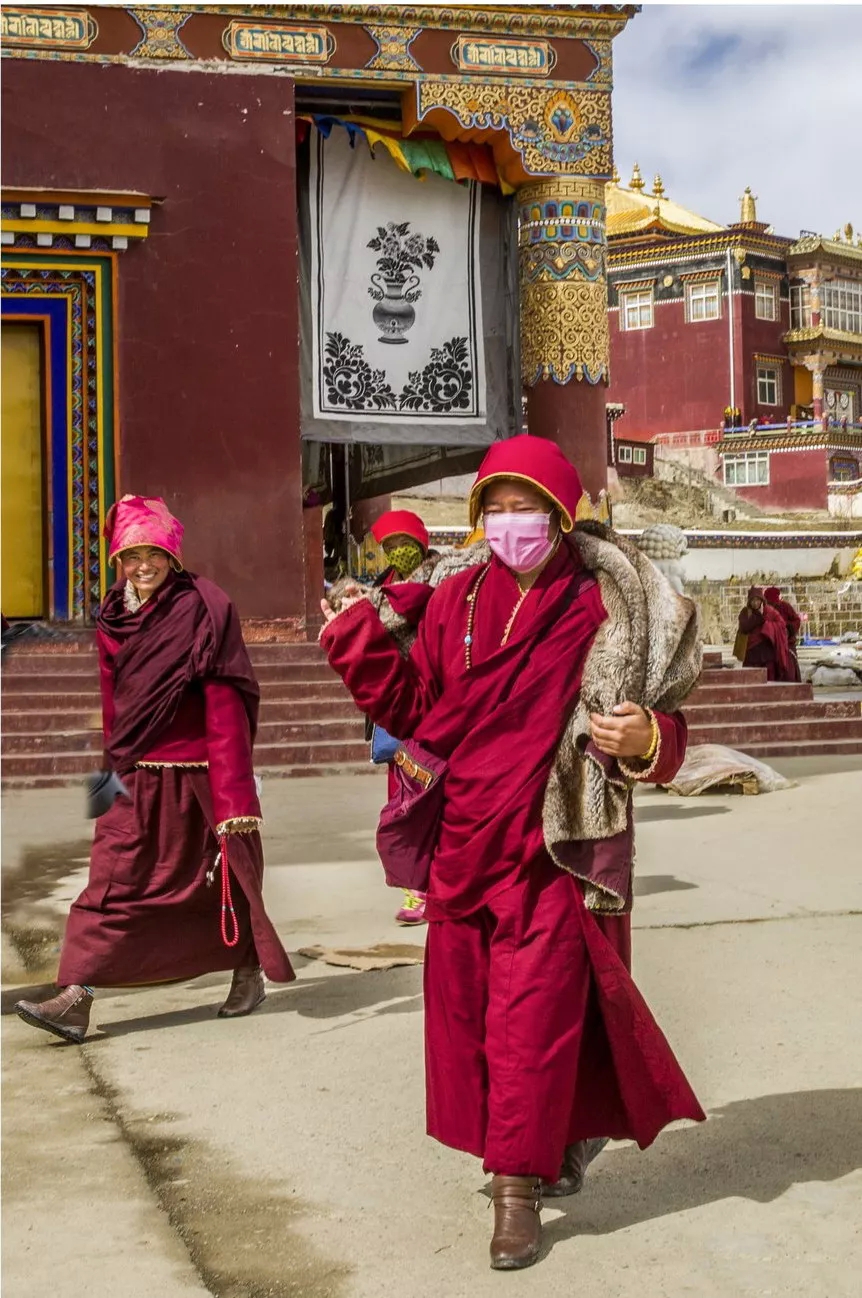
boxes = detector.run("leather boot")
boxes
[15,985,93,1043]
[543,1137,609,1198]
[489,1175,542,1270]
[217,966,265,1018]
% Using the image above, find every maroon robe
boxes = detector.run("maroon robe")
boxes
[738,598,792,682]
[764,589,802,682]
[322,542,704,1179]
[58,572,294,988]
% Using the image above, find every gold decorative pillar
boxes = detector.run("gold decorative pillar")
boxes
[518,176,610,500]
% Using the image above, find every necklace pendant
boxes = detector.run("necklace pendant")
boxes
[464,634,473,646]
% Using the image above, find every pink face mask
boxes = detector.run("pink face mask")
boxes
[483,512,555,574]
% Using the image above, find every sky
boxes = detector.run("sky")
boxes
[611,3,862,239]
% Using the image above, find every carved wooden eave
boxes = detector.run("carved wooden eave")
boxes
[1,4,639,186]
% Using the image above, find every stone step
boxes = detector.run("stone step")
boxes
[3,641,325,665]
[685,699,862,724]
[689,738,862,759]
[1,692,102,712]
[2,729,101,754]
[256,719,366,745]
[698,667,768,686]
[0,696,362,733]
[687,717,862,746]
[2,659,97,679]
[260,698,361,722]
[688,683,813,706]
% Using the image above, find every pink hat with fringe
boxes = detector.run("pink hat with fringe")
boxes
[104,495,184,565]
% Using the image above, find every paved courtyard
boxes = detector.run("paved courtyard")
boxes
[3,757,861,1297]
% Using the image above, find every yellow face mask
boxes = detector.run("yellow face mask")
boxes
[385,541,425,577]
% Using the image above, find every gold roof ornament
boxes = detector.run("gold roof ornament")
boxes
[652,174,666,198]
[611,163,620,184]
[629,162,645,192]
[845,223,855,242]
[739,186,757,224]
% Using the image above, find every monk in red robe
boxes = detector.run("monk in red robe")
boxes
[321,437,705,1271]
[367,509,438,925]
[764,586,802,681]
[15,496,294,1044]
[735,586,792,681]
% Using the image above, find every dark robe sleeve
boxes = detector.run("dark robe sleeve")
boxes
[381,581,434,627]
[619,711,688,785]
[321,593,443,738]
[203,679,262,832]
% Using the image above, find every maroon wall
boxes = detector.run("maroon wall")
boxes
[733,447,827,511]
[609,293,793,437]
[738,291,792,420]
[2,60,305,626]
[609,301,732,437]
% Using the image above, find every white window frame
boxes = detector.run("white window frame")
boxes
[633,447,647,465]
[620,288,653,331]
[723,451,770,487]
[790,283,811,330]
[822,279,862,334]
[754,279,777,321]
[756,364,781,406]
[617,444,633,463]
[685,279,721,322]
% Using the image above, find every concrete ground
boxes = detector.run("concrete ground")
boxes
[3,756,861,1298]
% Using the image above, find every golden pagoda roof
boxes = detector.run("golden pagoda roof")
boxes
[607,169,724,238]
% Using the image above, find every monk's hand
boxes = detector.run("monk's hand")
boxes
[590,701,654,759]
[319,583,366,627]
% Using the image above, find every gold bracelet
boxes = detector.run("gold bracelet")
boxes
[639,711,660,763]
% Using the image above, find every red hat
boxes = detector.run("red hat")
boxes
[468,435,582,532]
[763,587,781,603]
[370,510,429,550]
[104,495,184,565]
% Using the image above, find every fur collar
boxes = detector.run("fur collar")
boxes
[370,526,701,912]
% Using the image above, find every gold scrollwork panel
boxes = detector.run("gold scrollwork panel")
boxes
[520,278,610,385]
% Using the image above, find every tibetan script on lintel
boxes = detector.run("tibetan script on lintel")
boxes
[452,36,556,77]
[224,20,333,64]
[1,6,95,50]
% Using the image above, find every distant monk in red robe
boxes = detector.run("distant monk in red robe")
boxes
[764,586,803,681]
[320,436,705,1271]
[15,495,294,1044]
[735,586,792,681]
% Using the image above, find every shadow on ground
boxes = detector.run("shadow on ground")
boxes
[544,1087,862,1249]
[633,874,698,897]
[635,805,732,823]
[62,965,426,1040]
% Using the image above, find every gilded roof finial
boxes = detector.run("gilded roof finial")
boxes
[845,222,855,242]
[611,163,620,184]
[652,174,666,198]
[739,186,757,224]
[629,162,645,192]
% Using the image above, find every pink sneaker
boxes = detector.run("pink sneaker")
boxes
[395,890,427,925]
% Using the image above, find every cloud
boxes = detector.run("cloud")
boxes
[611,4,862,238]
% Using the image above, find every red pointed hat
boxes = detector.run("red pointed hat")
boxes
[370,509,429,550]
[468,435,582,532]
[104,495,184,565]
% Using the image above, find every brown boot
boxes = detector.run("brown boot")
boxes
[489,1175,542,1271]
[543,1137,609,1198]
[15,985,93,1044]
[217,966,265,1018]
